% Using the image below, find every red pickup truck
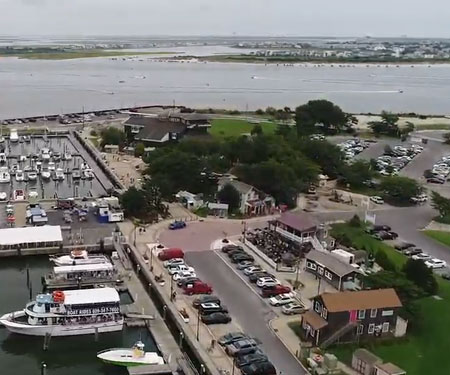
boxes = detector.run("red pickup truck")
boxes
[183,281,213,296]
[261,284,291,298]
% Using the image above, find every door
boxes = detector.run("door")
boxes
[349,310,357,322]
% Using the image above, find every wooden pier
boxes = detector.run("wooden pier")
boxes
[128,364,173,375]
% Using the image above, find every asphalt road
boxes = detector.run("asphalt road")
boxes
[185,250,307,375]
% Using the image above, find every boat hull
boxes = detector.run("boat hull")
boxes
[97,350,164,367]
[0,311,123,337]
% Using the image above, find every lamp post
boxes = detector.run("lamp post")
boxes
[231,357,236,375]
[196,309,200,341]
[294,258,300,290]
[150,245,154,272]
[170,275,174,301]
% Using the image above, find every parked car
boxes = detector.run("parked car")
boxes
[249,271,273,283]
[231,253,255,263]
[244,266,264,276]
[192,295,221,308]
[222,245,243,253]
[412,253,432,261]
[370,196,384,205]
[172,270,196,281]
[269,293,295,306]
[168,264,195,275]
[228,249,246,258]
[237,260,254,270]
[183,281,213,295]
[240,361,276,375]
[219,332,248,346]
[411,194,428,204]
[403,248,423,257]
[261,284,291,298]
[226,339,260,356]
[178,277,200,287]
[373,231,398,241]
[281,302,306,315]
[394,242,415,251]
[427,177,445,184]
[158,248,184,261]
[256,277,280,288]
[163,258,185,268]
[199,302,228,315]
[236,353,268,369]
[424,258,447,269]
[373,224,391,232]
[169,220,186,230]
[201,312,232,325]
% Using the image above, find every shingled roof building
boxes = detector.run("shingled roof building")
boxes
[268,212,319,244]
[301,288,405,347]
[124,113,210,146]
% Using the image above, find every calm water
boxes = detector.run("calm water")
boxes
[0,256,157,375]
[1,46,450,117]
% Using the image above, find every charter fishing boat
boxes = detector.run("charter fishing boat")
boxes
[0,288,123,336]
[15,170,24,182]
[0,167,11,183]
[51,249,110,267]
[97,341,164,367]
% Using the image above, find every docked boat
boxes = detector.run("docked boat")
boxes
[0,153,6,163]
[0,192,7,201]
[51,249,110,267]
[72,168,81,179]
[23,135,31,143]
[5,203,14,215]
[48,161,56,171]
[41,148,51,162]
[41,169,51,180]
[27,169,38,182]
[13,189,25,201]
[97,341,164,367]
[9,129,18,143]
[63,152,72,161]
[15,170,24,181]
[83,169,94,180]
[28,190,38,199]
[0,288,123,336]
[54,168,65,181]
[0,167,11,183]
[43,262,118,290]
[53,152,61,162]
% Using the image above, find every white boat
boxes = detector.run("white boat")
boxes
[9,129,18,143]
[0,153,6,163]
[41,148,51,162]
[54,168,65,180]
[13,189,25,201]
[0,167,11,183]
[23,135,31,143]
[41,170,51,180]
[27,170,37,181]
[72,168,81,179]
[28,190,38,199]
[51,250,110,267]
[48,161,56,171]
[15,170,24,181]
[0,192,7,200]
[0,288,123,337]
[5,204,14,215]
[63,152,72,161]
[83,169,94,180]
[97,341,164,367]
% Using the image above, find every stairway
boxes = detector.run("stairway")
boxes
[321,321,357,348]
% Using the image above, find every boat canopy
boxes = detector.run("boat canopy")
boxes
[62,287,120,305]
[53,262,113,274]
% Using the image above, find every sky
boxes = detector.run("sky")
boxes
[0,0,449,38]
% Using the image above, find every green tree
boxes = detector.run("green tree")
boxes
[368,111,400,137]
[120,187,147,218]
[274,110,291,123]
[375,250,396,271]
[379,176,422,203]
[349,214,361,227]
[265,106,277,116]
[134,142,145,157]
[431,191,450,222]
[403,258,438,296]
[217,183,240,213]
[295,100,347,135]
[255,109,264,115]
[251,124,263,136]
[341,160,374,188]
[100,127,126,149]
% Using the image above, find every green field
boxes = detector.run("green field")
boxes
[330,278,450,375]
[415,124,450,131]
[424,230,450,247]
[209,119,277,137]
[330,223,407,269]
[1,50,175,60]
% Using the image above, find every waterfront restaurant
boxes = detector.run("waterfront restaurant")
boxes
[268,212,319,244]
[0,225,63,250]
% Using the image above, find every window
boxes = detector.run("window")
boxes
[315,301,322,313]
[382,322,390,333]
[322,308,328,320]
[382,309,394,317]
[368,323,375,334]
[358,310,366,319]
[355,359,366,373]
[370,308,378,318]
[357,324,364,335]
[318,266,324,275]
[307,262,317,271]
[324,271,332,280]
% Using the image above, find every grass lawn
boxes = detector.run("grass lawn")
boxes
[330,278,450,375]
[424,230,450,247]
[331,223,407,269]
[209,119,277,137]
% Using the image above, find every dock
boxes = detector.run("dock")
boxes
[128,364,173,375]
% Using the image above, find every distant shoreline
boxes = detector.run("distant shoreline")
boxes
[0,50,175,60]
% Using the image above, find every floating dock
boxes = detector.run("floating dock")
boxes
[128,364,173,375]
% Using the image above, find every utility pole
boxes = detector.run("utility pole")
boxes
[196,309,200,341]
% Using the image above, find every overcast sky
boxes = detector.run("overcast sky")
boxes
[0,0,449,38]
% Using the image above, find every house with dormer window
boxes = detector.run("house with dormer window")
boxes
[301,288,405,348]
